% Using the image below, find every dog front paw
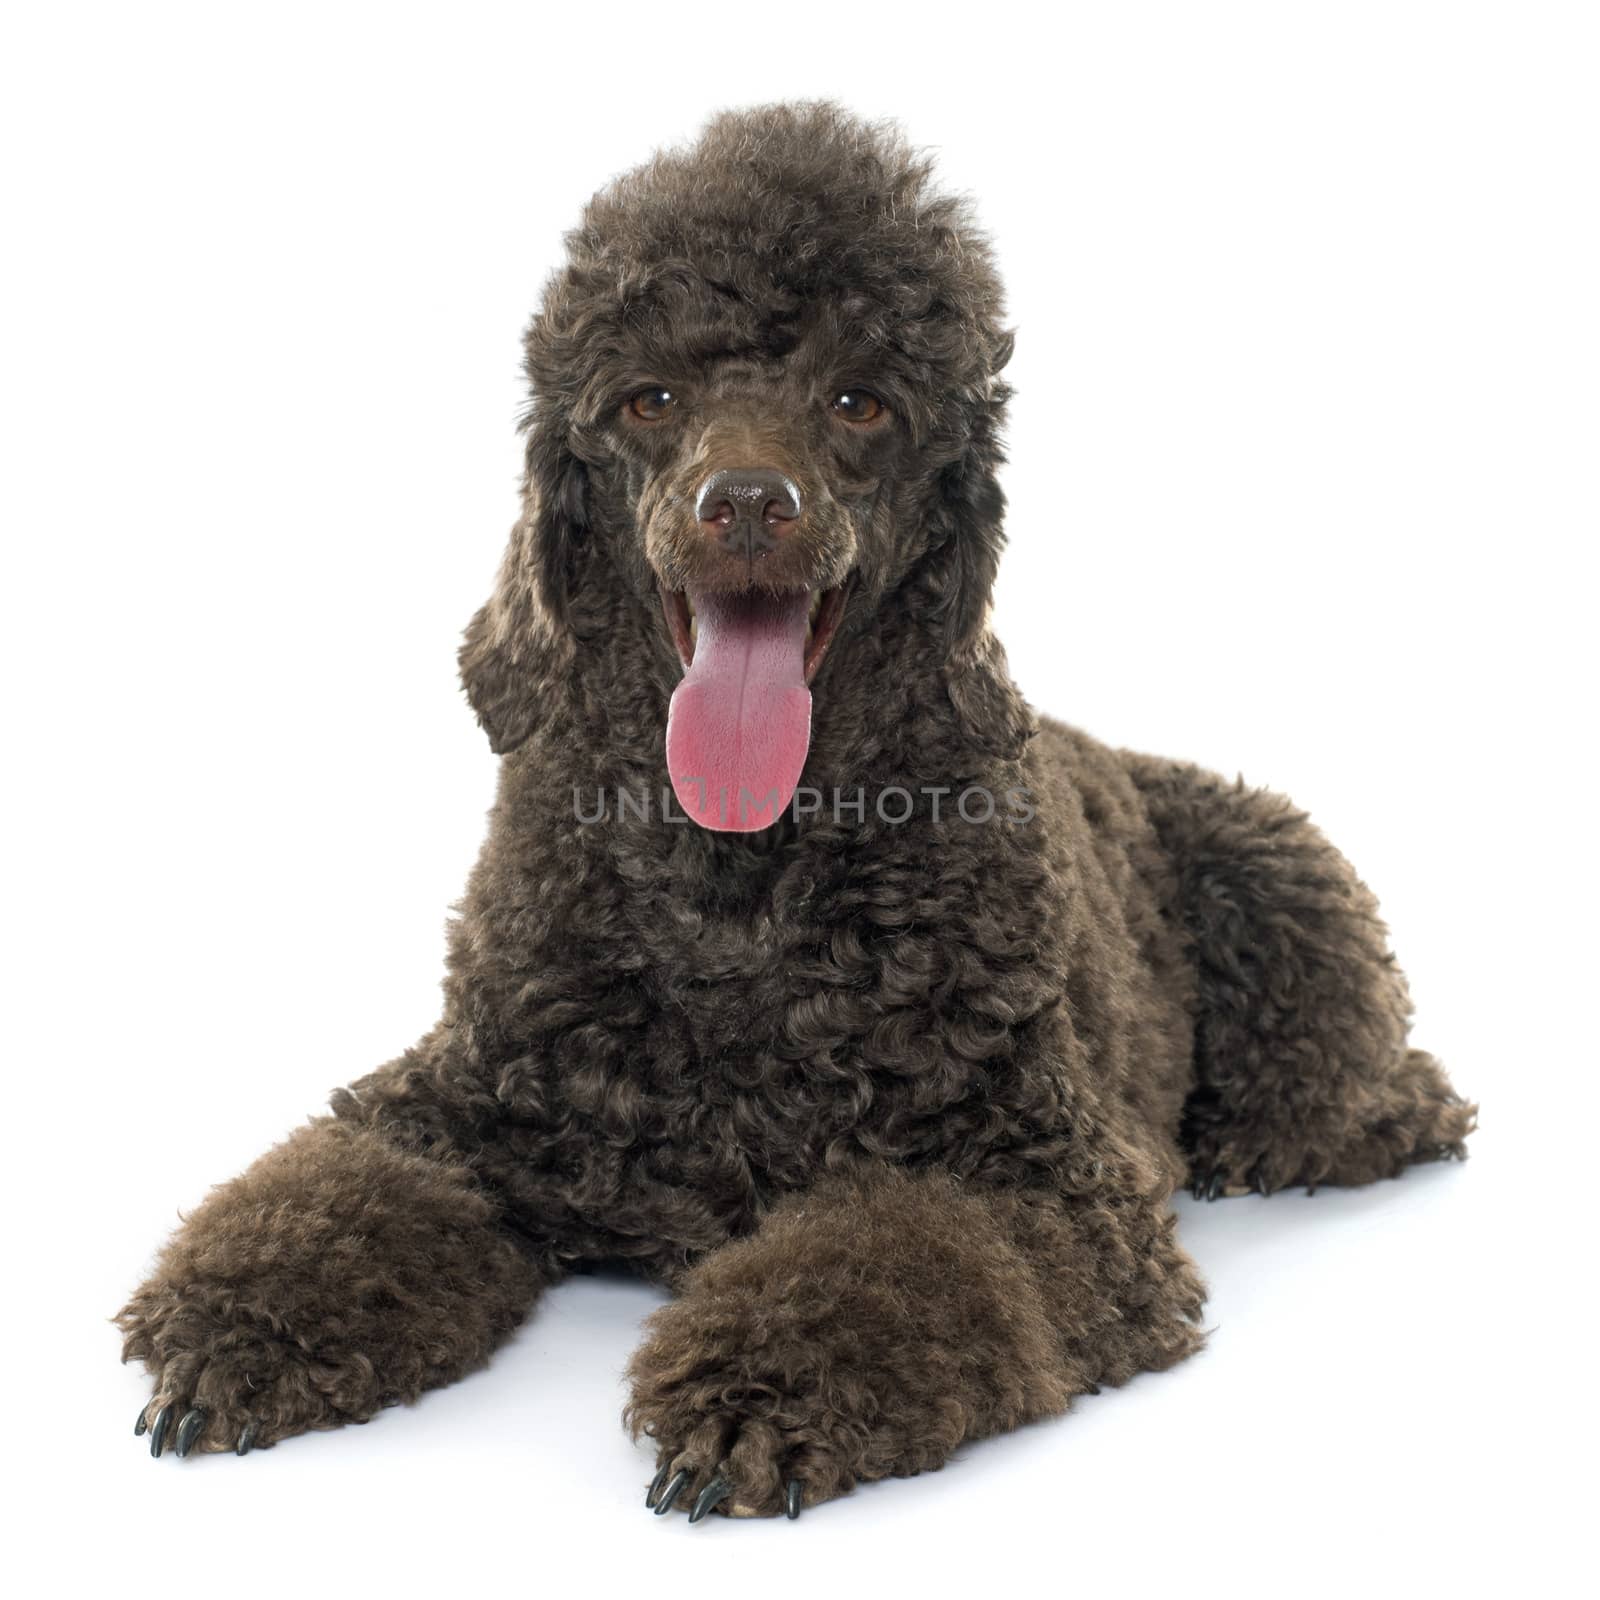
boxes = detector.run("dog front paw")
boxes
[119,1280,389,1458]
[626,1296,962,1521]
[115,1118,546,1459]
[627,1339,854,1521]
[639,1418,808,1523]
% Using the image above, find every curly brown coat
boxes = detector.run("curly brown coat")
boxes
[117,103,1474,1516]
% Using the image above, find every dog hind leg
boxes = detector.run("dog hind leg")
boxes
[1124,755,1476,1196]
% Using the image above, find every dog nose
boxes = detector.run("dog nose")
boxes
[695,467,802,554]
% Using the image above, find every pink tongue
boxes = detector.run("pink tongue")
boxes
[666,589,812,832]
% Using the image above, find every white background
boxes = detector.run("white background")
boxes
[3,3,1594,1596]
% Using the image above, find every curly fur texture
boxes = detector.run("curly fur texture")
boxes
[120,1121,542,1451]
[118,103,1473,1513]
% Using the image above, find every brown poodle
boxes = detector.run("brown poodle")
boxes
[117,102,1474,1518]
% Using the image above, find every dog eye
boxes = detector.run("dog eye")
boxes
[830,389,886,425]
[628,387,676,422]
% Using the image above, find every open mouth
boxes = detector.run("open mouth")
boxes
[660,583,847,685]
[659,583,849,833]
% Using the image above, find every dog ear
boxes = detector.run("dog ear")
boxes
[945,623,1034,763]
[458,410,588,754]
[926,354,1035,763]
[934,419,1007,663]
[925,330,1015,659]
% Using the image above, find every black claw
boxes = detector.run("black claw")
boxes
[689,1475,732,1524]
[646,1462,672,1509]
[1190,1178,1204,1201]
[653,1468,689,1516]
[785,1480,803,1520]
[134,1406,149,1438]
[174,1408,207,1458]
[236,1423,258,1457]
[148,1402,175,1458]
[1252,1169,1271,1196]
[1085,1381,1102,1396]
[1205,1172,1226,1202]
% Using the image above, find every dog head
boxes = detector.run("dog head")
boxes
[462,103,1023,827]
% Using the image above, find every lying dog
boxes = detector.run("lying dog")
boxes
[119,102,1474,1519]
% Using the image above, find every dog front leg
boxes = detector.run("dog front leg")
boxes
[625,1161,1205,1519]
[117,1116,547,1456]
